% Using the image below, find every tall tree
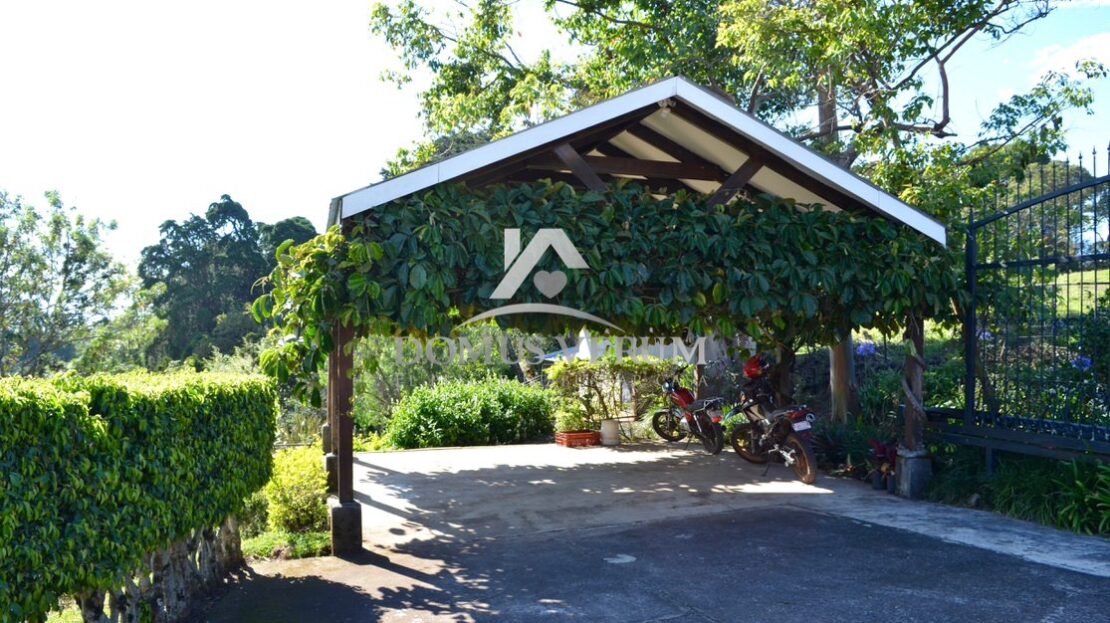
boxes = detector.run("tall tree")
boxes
[369,0,1104,432]
[259,216,318,268]
[139,197,318,361]
[70,282,169,374]
[139,195,268,360]
[0,191,128,376]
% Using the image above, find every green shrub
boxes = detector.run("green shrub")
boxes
[554,403,592,433]
[353,323,521,434]
[926,447,1110,536]
[265,446,328,533]
[386,378,556,449]
[241,530,331,560]
[237,490,270,539]
[1,372,276,623]
[546,356,674,428]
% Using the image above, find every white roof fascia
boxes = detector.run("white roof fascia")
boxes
[339,78,681,220]
[673,80,947,246]
[336,76,946,246]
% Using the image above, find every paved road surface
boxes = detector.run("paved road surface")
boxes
[198,443,1110,622]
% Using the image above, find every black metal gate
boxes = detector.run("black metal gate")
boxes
[947,148,1110,461]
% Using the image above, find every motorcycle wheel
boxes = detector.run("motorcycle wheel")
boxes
[784,432,817,484]
[701,422,725,455]
[651,409,687,442]
[730,423,769,464]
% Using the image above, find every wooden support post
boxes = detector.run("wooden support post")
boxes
[829,338,859,423]
[897,312,931,498]
[902,315,926,451]
[327,322,361,555]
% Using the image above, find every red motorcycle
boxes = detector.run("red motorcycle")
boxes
[651,364,726,455]
[723,355,818,484]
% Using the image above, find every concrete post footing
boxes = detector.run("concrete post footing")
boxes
[896,448,932,499]
[328,496,362,556]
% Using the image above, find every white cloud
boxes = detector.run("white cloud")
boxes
[1029,32,1110,78]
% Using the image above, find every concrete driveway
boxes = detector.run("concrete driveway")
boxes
[200,442,1110,622]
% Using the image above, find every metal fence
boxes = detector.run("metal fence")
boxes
[940,145,1110,462]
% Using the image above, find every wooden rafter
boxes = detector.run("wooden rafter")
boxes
[529,152,725,182]
[670,104,857,211]
[591,143,686,192]
[553,143,608,192]
[708,156,764,207]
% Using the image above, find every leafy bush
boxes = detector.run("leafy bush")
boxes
[265,446,328,533]
[353,323,522,434]
[927,447,1110,535]
[237,490,270,539]
[205,338,326,446]
[1,373,276,623]
[810,419,893,473]
[242,530,331,560]
[546,356,674,428]
[554,403,592,433]
[386,378,556,449]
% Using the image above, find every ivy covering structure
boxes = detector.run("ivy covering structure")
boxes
[0,373,277,623]
[256,181,957,404]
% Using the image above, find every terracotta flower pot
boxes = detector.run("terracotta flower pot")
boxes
[555,431,601,448]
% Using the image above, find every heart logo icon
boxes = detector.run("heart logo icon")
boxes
[533,270,567,298]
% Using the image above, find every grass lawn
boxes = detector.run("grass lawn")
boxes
[1056,268,1108,315]
[242,530,331,560]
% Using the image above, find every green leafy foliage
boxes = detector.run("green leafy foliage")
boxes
[265,446,328,533]
[927,448,1110,535]
[353,322,517,434]
[546,356,675,427]
[0,372,277,623]
[237,490,270,540]
[386,378,557,449]
[138,196,318,362]
[241,530,331,560]
[0,191,129,377]
[69,283,170,374]
[255,182,956,403]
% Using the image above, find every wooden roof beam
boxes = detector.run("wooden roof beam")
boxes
[623,124,724,173]
[553,143,608,192]
[708,156,765,207]
[528,153,725,182]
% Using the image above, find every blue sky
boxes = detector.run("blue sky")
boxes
[0,1,1106,267]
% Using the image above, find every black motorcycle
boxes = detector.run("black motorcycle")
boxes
[723,355,818,484]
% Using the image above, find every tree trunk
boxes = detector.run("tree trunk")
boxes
[770,347,796,406]
[816,77,838,146]
[902,314,927,451]
[829,338,860,423]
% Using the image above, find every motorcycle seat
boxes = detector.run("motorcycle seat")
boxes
[689,397,724,412]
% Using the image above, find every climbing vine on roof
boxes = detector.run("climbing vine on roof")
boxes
[254,180,957,404]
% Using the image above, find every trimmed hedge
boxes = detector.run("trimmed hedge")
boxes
[0,373,276,623]
[386,379,556,449]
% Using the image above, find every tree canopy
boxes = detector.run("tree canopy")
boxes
[139,195,317,361]
[0,191,128,376]
[371,0,1103,177]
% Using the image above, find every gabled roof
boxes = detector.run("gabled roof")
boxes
[336,76,946,245]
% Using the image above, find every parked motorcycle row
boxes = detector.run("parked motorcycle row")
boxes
[650,355,818,484]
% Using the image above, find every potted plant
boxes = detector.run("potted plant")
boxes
[866,438,898,493]
[554,404,600,448]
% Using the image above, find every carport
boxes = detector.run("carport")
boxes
[319,76,947,553]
